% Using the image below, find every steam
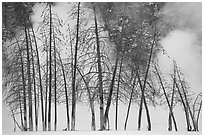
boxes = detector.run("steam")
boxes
[159,2,202,93]
[163,2,202,35]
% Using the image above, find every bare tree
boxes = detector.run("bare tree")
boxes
[154,63,178,131]
[93,2,104,131]
[28,29,38,131]
[31,26,46,131]
[124,73,138,130]
[115,56,124,130]
[58,52,70,131]
[71,2,81,131]
[25,26,33,131]
[15,37,27,131]
[48,3,52,131]
[174,74,191,131]
[137,27,157,131]
[53,31,57,131]
[104,56,119,129]
[168,62,176,131]
[77,67,96,131]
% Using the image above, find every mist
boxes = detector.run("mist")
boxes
[159,2,202,93]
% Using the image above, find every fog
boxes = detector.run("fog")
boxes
[159,2,202,93]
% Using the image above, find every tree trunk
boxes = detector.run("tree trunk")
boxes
[136,69,145,131]
[137,28,156,131]
[154,64,177,131]
[176,67,194,131]
[25,26,33,131]
[174,78,190,131]
[196,100,202,131]
[115,57,123,130]
[194,92,202,131]
[114,16,125,130]
[168,63,176,131]
[69,18,74,130]
[28,29,38,131]
[17,64,23,130]
[71,2,80,131]
[45,39,49,131]
[53,32,57,131]
[18,90,24,130]
[48,4,52,131]
[104,55,119,129]
[9,106,22,131]
[58,52,70,131]
[137,37,156,131]
[31,26,45,131]
[68,22,73,132]
[90,100,96,131]
[16,38,27,131]
[76,67,96,131]
[124,75,137,130]
[93,3,104,131]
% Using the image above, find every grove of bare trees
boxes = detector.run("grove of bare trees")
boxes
[2,2,202,132]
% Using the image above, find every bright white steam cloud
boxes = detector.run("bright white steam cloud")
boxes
[159,2,202,93]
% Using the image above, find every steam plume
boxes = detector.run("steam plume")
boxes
[159,2,202,93]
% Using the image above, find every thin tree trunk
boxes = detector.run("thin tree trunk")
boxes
[31,26,45,131]
[93,3,104,131]
[48,4,52,131]
[9,106,23,131]
[174,77,190,131]
[104,56,119,129]
[40,29,49,131]
[124,75,137,130]
[154,64,177,131]
[76,67,96,131]
[115,57,123,130]
[28,30,38,131]
[71,2,80,131]
[114,16,125,130]
[18,90,24,130]
[17,72,23,130]
[137,46,154,131]
[68,23,73,132]
[37,86,40,130]
[25,26,33,131]
[90,100,96,131]
[168,63,176,131]
[196,100,202,131]
[136,67,151,131]
[193,92,201,131]
[58,52,70,131]
[136,69,145,131]
[53,31,57,131]
[137,28,157,131]
[176,67,195,131]
[69,21,73,132]
[16,38,26,131]
[45,40,49,131]
[187,95,196,130]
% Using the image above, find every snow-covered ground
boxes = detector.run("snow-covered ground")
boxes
[2,103,202,135]
[2,130,202,135]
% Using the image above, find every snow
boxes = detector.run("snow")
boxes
[2,130,202,135]
[2,103,202,134]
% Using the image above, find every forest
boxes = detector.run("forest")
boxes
[2,2,202,133]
